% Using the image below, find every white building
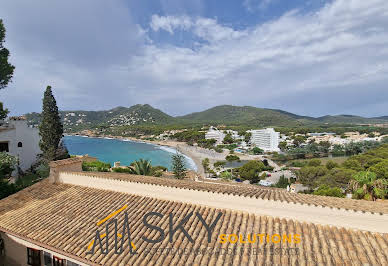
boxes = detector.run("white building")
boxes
[205,127,225,145]
[248,128,280,152]
[0,117,41,174]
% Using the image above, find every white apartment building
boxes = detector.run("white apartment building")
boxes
[248,128,280,152]
[0,117,41,175]
[205,127,225,145]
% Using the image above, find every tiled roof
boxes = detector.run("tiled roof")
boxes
[70,171,388,215]
[0,180,387,265]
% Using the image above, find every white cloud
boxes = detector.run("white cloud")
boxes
[243,0,277,12]
[150,15,246,43]
[1,0,388,117]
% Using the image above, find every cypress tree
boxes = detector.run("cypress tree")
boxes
[171,153,187,179]
[39,86,63,161]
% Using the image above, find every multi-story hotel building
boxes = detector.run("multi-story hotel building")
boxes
[248,128,280,152]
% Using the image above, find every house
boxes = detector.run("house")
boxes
[0,157,387,265]
[0,117,41,175]
[204,127,225,145]
[289,183,308,193]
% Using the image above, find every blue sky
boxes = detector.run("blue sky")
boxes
[0,0,387,118]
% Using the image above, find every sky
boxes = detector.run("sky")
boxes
[0,0,387,118]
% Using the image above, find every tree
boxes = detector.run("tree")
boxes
[313,185,344,198]
[130,159,153,175]
[273,175,290,188]
[369,160,388,179]
[239,160,266,182]
[252,147,263,155]
[223,133,234,144]
[172,154,186,179]
[308,159,321,167]
[278,141,288,151]
[326,160,339,170]
[0,19,15,120]
[225,154,240,162]
[39,86,64,161]
[0,152,17,178]
[349,171,387,201]
[0,102,9,120]
[244,132,252,143]
[0,19,15,90]
[202,158,210,176]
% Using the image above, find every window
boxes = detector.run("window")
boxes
[44,251,52,266]
[53,256,65,266]
[27,248,41,266]
[0,142,9,152]
[18,141,23,147]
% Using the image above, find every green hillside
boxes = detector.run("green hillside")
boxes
[177,105,312,127]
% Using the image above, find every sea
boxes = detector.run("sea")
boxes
[63,135,197,171]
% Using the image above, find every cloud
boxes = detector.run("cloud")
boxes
[150,15,246,43]
[1,0,388,117]
[243,0,277,12]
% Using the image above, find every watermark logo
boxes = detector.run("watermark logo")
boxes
[86,204,223,255]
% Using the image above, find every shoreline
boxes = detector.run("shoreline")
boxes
[65,134,205,176]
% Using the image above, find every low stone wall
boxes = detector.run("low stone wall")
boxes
[49,156,94,183]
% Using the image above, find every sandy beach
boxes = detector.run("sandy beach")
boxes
[66,134,262,177]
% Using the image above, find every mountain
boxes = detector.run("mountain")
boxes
[177,105,312,127]
[316,115,387,124]
[25,104,387,132]
[25,104,175,131]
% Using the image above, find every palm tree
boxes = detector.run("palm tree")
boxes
[129,159,153,176]
[348,171,387,201]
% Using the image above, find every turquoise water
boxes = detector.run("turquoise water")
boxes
[63,136,196,170]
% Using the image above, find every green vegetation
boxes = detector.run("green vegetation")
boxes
[252,147,264,155]
[39,86,64,161]
[0,152,17,178]
[295,144,388,200]
[0,19,15,91]
[223,133,234,144]
[171,154,187,179]
[128,159,153,176]
[349,172,387,200]
[214,161,226,168]
[225,154,241,162]
[272,175,291,188]
[238,160,268,183]
[0,20,14,120]
[0,153,47,200]
[220,170,233,180]
[202,158,210,176]
[82,161,111,172]
[313,185,344,198]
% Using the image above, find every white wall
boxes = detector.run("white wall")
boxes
[0,120,41,173]
[58,172,388,233]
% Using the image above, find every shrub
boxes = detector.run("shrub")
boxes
[239,160,266,182]
[36,162,50,178]
[252,147,263,155]
[112,167,133,173]
[0,152,17,178]
[225,154,240,162]
[273,175,289,188]
[313,185,344,198]
[220,171,233,180]
[82,161,111,172]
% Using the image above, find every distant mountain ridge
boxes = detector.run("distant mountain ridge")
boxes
[24,104,387,131]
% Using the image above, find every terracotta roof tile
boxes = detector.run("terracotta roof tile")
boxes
[69,171,388,214]
[0,180,387,265]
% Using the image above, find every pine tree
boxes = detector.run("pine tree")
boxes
[171,153,187,179]
[39,86,63,161]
